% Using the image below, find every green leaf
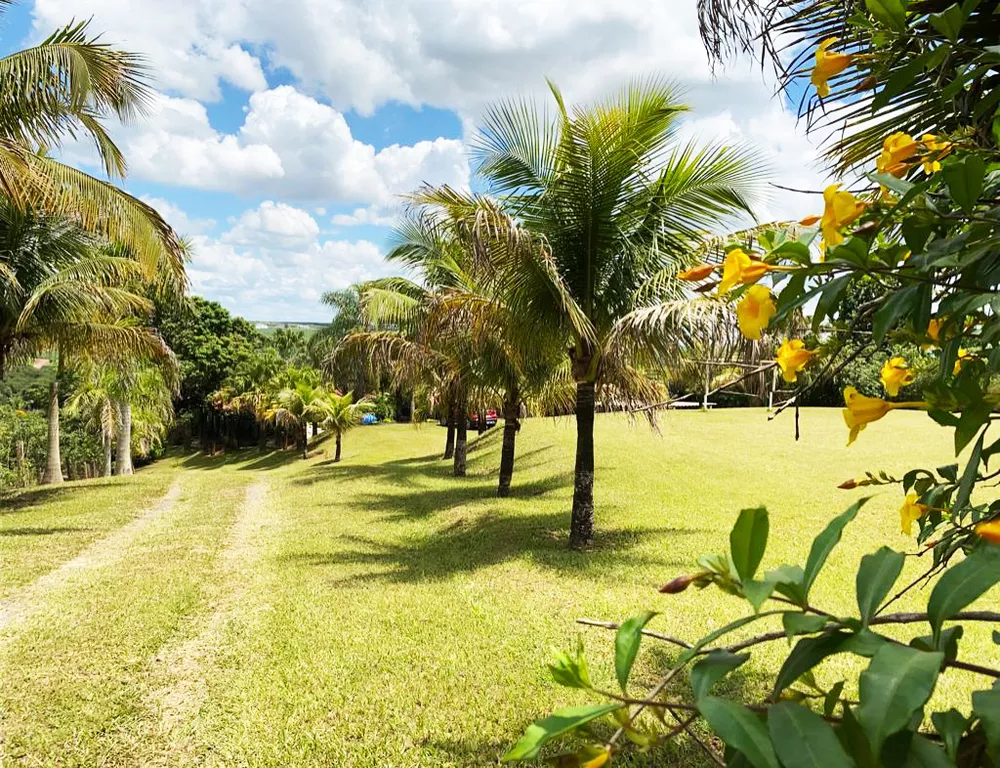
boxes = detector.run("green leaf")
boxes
[774,631,850,697]
[699,696,780,768]
[903,734,954,767]
[954,431,985,509]
[972,689,1000,758]
[824,681,846,718]
[942,156,986,214]
[783,613,829,639]
[873,285,918,343]
[856,547,904,628]
[766,565,807,607]
[841,629,887,658]
[955,405,989,457]
[929,3,966,41]
[767,702,854,768]
[690,650,750,701]
[503,703,624,761]
[927,544,1000,641]
[614,611,657,692]
[857,644,944,754]
[730,507,769,582]
[930,709,967,762]
[866,0,908,30]
[548,636,594,690]
[910,626,963,662]
[744,578,777,613]
[840,706,878,768]
[803,499,868,599]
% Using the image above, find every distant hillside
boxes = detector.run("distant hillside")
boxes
[251,321,327,339]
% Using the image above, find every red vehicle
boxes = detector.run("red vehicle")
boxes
[468,409,498,429]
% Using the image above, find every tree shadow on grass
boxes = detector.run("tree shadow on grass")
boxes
[178,448,302,473]
[0,526,90,536]
[279,508,702,585]
[0,481,117,515]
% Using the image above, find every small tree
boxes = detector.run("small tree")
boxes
[321,391,372,462]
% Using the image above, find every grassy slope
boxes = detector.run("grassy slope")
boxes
[0,409,995,767]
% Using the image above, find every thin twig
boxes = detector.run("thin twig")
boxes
[665,706,725,766]
[576,618,693,650]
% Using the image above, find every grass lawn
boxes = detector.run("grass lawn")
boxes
[0,408,996,766]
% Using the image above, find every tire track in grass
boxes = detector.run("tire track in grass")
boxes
[149,480,274,762]
[0,478,184,635]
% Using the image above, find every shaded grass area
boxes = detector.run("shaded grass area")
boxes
[0,466,177,598]
[0,409,996,766]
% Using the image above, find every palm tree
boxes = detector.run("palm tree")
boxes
[66,358,175,476]
[389,187,572,495]
[473,78,765,547]
[265,370,327,459]
[0,201,175,483]
[0,4,184,278]
[321,391,372,462]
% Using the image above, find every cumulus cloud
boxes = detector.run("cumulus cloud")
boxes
[31,0,837,320]
[223,201,321,250]
[139,195,216,236]
[189,210,395,321]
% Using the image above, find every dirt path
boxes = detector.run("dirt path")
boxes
[0,479,184,635]
[150,480,274,758]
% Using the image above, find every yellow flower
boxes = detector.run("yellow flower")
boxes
[737,285,777,340]
[718,248,771,294]
[876,132,918,177]
[811,38,854,98]
[842,386,927,446]
[776,339,816,383]
[678,263,718,282]
[819,184,866,249]
[880,357,915,397]
[899,494,929,536]
[953,348,973,376]
[976,519,1000,546]
[920,134,952,174]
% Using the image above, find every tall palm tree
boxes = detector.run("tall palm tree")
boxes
[0,4,184,278]
[321,391,372,462]
[473,78,766,547]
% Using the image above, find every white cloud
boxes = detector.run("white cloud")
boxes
[186,202,398,321]
[32,0,838,320]
[331,206,399,228]
[33,0,266,101]
[139,195,216,235]
[223,201,320,250]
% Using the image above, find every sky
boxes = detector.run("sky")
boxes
[5,0,830,322]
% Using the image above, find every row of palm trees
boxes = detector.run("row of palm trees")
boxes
[338,79,766,548]
[0,2,187,484]
[210,360,372,463]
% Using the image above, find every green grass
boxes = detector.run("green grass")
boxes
[0,409,996,766]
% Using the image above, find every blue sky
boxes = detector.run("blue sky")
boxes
[6,0,827,322]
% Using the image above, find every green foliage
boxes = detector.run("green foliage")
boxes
[154,295,264,411]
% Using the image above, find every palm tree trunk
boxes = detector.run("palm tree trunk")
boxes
[477,410,486,435]
[569,380,596,549]
[453,399,468,477]
[334,431,342,462]
[498,390,520,497]
[41,357,64,485]
[444,415,456,459]
[102,432,113,477]
[300,424,308,459]
[115,400,134,476]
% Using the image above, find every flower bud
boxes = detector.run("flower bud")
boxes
[838,478,858,489]
[659,574,696,594]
